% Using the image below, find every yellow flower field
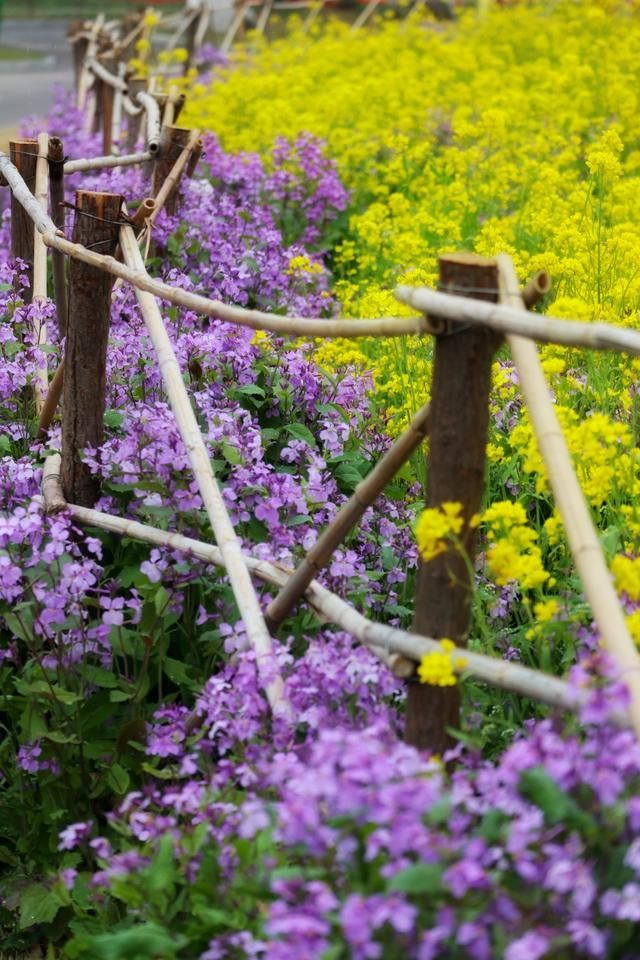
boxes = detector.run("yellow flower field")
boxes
[186,0,640,617]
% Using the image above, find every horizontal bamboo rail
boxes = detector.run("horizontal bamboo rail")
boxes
[395,284,640,356]
[34,486,623,725]
[64,150,152,175]
[498,255,640,739]
[86,57,128,91]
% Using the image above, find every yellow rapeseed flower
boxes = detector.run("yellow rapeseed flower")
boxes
[417,639,467,687]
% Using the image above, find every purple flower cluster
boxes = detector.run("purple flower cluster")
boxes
[2,86,639,960]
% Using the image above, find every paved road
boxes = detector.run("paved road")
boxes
[0,19,73,127]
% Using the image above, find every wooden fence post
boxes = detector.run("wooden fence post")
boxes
[61,191,122,508]
[68,21,88,95]
[405,253,501,754]
[126,76,147,153]
[47,136,68,338]
[152,125,193,216]
[9,140,38,301]
[99,55,117,156]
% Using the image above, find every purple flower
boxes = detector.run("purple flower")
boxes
[58,821,92,851]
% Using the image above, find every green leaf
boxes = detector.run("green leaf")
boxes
[104,409,125,429]
[388,863,444,895]
[110,689,133,703]
[82,665,119,689]
[235,383,266,400]
[154,585,170,616]
[163,657,196,687]
[334,461,363,493]
[284,422,316,447]
[107,762,130,795]
[519,767,597,838]
[3,612,32,643]
[15,679,81,705]
[19,883,64,929]
[84,923,185,959]
[221,441,243,465]
[146,835,176,893]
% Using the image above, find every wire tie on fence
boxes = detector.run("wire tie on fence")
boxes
[60,200,134,226]
[437,283,503,296]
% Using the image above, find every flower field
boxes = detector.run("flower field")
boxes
[2,0,640,957]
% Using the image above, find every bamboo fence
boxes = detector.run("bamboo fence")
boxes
[0,1,638,746]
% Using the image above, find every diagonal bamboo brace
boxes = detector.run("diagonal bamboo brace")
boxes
[265,402,431,631]
[498,254,640,740]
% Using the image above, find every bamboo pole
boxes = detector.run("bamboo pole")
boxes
[64,150,152,175]
[194,4,210,49]
[352,0,383,30]
[41,454,67,514]
[165,7,198,51]
[118,221,290,716]
[33,489,618,723]
[522,270,551,309]
[77,15,105,110]
[394,283,640,356]
[150,128,200,220]
[86,56,128,91]
[304,0,327,32]
[31,132,50,416]
[256,0,274,34]
[48,137,68,338]
[266,401,431,631]
[152,126,198,216]
[136,92,162,154]
[220,0,250,53]
[38,360,64,439]
[498,254,640,739]
[62,191,123,508]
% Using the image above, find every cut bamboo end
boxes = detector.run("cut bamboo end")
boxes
[42,454,67,514]
[522,270,551,309]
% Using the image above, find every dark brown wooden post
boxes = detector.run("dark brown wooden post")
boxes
[405,253,501,755]
[9,140,38,302]
[93,75,104,137]
[152,125,193,215]
[61,191,122,507]
[68,21,88,95]
[100,56,117,156]
[47,137,68,338]
[126,76,147,154]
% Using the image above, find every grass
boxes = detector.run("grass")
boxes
[3,1,183,16]
[0,44,42,60]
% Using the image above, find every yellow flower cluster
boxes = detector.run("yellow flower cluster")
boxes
[287,255,324,276]
[415,502,465,562]
[483,501,551,591]
[611,554,640,602]
[184,1,640,436]
[186,1,640,602]
[418,639,467,687]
